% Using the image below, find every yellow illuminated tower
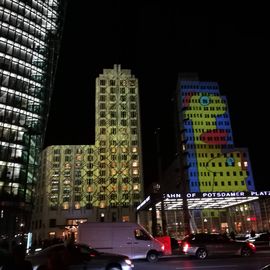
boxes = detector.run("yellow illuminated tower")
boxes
[94,64,143,211]
[32,65,144,241]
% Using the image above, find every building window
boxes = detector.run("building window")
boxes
[100,80,106,86]
[99,95,106,102]
[49,219,56,228]
[120,95,126,102]
[99,194,105,200]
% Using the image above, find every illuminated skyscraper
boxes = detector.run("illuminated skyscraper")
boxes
[32,65,144,241]
[94,65,143,212]
[176,75,255,192]
[0,0,65,238]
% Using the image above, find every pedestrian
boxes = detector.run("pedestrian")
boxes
[250,229,256,237]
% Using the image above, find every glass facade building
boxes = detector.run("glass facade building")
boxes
[0,0,65,238]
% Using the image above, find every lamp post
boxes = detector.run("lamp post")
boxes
[151,183,159,237]
[154,128,167,236]
[20,222,25,245]
[173,84,191,236]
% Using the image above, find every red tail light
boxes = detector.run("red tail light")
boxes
[247,242,256,251]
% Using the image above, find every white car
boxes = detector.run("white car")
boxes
[26,242,134,270]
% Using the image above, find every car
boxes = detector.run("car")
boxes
[26,242,134,270]
[246,232,270,249]
[181,233,256,259]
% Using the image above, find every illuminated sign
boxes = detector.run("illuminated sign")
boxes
[166,191,270,199]
[136,192,270,212]
[250,191,270,196]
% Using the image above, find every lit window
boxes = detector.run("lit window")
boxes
[132,161,138,167]
[63,202,69,210]
[122,216,129,222]
[64,163,71,169]
[100,201,106,208]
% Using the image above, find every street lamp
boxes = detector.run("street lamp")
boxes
[154,128,167,236]
[173,84,191,236]
[19,222,25,245]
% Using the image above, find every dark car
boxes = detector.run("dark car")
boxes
[26,242,134,270]
[181,233,256,259]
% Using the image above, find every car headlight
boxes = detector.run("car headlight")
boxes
[125,259,133,266]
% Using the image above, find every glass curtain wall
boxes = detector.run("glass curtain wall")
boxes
[0,0,65,239]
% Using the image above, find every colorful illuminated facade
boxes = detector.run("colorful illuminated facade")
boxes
[0,0,65,238]
[177,77,255,193]
[32,65,144,241]
[137,76,258,237]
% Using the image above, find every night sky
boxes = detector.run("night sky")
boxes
[45,1,269,192]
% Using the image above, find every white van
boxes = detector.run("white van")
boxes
[77,222,164,262]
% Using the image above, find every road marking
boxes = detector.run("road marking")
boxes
[176,265,237,269]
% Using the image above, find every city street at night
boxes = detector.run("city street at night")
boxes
[1,2,269,269]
